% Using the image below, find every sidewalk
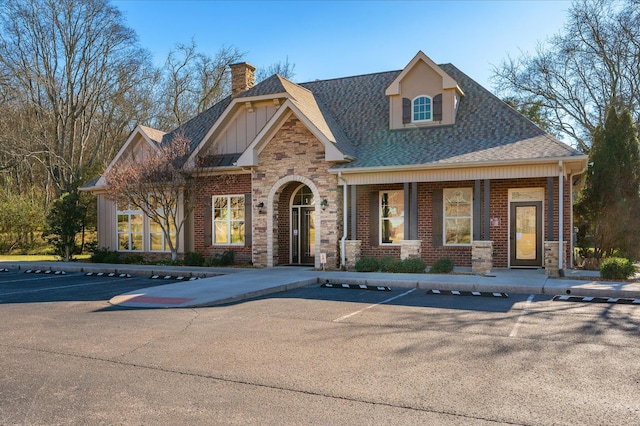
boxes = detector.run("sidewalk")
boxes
[3,261,640,308]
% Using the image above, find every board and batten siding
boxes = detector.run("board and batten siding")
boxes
[97,194,117,250]
[212,102,278,155]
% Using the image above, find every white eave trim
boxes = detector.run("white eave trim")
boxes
[236,99,346,167]
[330,155,589,184]
[385,50,464,97]
[102,125,162,177]
[185,92,291,168]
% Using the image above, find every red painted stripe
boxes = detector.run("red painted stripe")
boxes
[127,295,196,305]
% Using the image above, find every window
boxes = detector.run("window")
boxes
[380,190,404,245]
[413,96,432,122]
[213,195,245,245]
[443,188,472,245]
[116,201,143,251]
[149,196,176,252]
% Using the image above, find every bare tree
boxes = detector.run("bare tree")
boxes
[492,0,640,152]
[154,40,243,130]
[104,132,195,261]
[255,56,297,83]
[0,0,156,196]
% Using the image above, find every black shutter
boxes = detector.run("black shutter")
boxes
[432,189,443,246]
[204,197,212,246]
[433,94,443,121]
[370,192,379,247]
[244,193,252,247]
[402,98,411,124]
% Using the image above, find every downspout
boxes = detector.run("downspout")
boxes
[558,161,564,276]
[338,172,347,269]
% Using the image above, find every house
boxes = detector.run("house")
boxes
[86,51,588,275]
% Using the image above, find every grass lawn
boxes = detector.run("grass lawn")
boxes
[0,254,91,262]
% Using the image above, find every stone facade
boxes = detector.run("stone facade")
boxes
[471,240,493,275]
[251,115,341,269]
[544,241,568,277]
[400,240,421,260]
[344,240,361,271]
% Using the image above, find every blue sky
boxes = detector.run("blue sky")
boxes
[113,0,572,92]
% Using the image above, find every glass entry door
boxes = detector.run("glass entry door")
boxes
[292,207,315,264]
[291,185,315,265]
[510,201,542,267]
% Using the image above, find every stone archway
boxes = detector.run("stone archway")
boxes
[267,175,321,268]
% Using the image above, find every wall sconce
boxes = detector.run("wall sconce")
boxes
[257,202,264,214]
[321,199,328,211]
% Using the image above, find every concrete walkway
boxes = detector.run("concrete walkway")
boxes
[3,261,640,308]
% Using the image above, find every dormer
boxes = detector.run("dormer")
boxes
[386,51,464,130]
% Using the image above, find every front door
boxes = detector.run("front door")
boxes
[510,201,542,267]
[291,207,315,264]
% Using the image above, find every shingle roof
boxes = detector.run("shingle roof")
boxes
[299,65,583,169]
[152,61,583,171]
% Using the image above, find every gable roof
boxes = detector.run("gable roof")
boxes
[88,52,586,192]
[299,64,584,170]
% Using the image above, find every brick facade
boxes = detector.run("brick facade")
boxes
[192,173,253,263]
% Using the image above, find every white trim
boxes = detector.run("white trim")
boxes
[267,175,321,268]
[236,100,346,167]
[385,51,463,96]
[443,187,473,246]
[412,95,433,123]
[212,194,246,246]
[379,190,405,246]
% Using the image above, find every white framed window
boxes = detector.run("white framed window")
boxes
[380,190,405,245]
[412,95,432,122]
[116,201,143,251]
[149,196,176,252]
[443,188,472,245]
[213,195,245,245]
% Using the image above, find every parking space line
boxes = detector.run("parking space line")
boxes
[0,278,133,296]
[0,275,73,285]
[509,294,535,338]
[333,289,416,322]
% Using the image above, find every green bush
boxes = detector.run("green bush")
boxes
[600,257,636,280]
[355,256,379,272]
[184,252,205,266]
[208,250,235,267]
[400,257,427,273]
[122,254,144,264]
[379,256,403,273]
[429,258,454,274]
[90,247,120,264]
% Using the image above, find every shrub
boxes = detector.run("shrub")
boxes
[184,252,205,267]
[429,258,454,274]
[122,254,144,264]
[90,247,120,264]
[600,257,636,280]
[400,257,427,273]
[208,250,235,267]
[355,256,379,272]
[379,256,403,273]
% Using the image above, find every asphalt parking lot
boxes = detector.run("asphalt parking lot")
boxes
[0,268,179,305]
[2,267,640,425]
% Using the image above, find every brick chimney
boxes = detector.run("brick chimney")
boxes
[230,62,256,98]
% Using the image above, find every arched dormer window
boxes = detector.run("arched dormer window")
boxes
[412,95,432,122]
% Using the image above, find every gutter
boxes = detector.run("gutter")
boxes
[328,155,589,175]
[338,171,348,269]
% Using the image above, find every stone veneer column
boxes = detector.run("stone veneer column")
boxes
[400,240,421,260]
[344,240,361,271]
[472,240,493,275]
[544,241,567,277]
